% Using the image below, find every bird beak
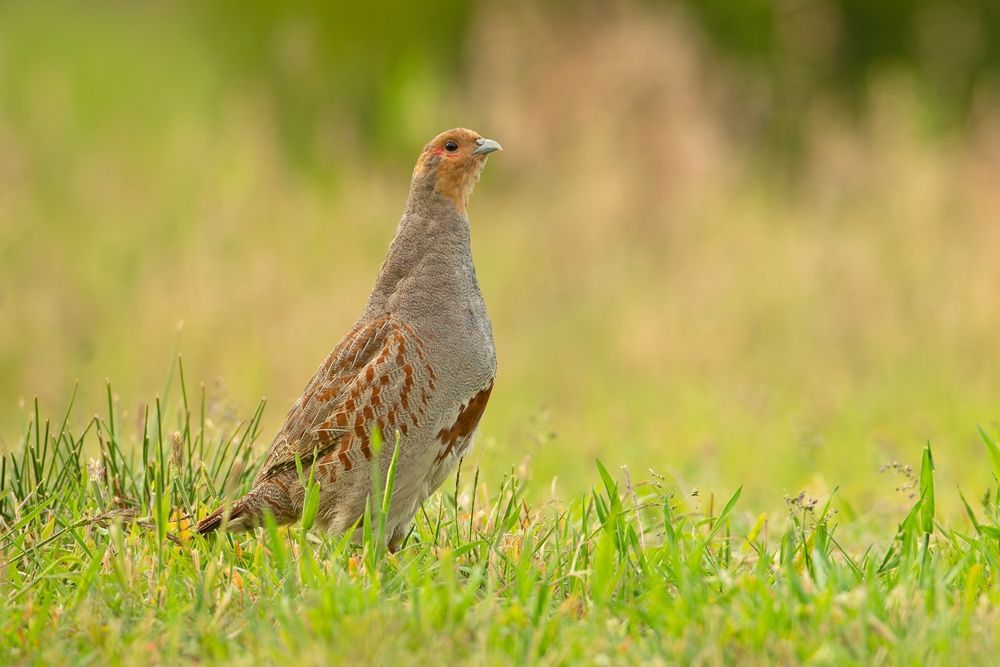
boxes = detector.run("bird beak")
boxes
[472,137,502,155]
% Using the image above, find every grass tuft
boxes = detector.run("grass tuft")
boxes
[2,376,1000,664]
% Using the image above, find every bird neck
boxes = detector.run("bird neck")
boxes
[365,182,477,316]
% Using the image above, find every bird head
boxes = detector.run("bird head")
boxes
[411,128,502,214]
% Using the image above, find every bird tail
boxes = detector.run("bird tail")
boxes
[196,504,231,535]
[196,496,248,534]
[196,482,296,534]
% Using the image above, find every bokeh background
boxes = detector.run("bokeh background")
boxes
[2,0,999,519]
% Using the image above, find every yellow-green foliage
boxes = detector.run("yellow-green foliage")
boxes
[2,392,1000,664]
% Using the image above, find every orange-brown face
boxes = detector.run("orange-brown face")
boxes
[412,128,502,213]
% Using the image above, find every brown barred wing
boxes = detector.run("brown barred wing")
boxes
[434,379,493,464]
[255,316,436,482]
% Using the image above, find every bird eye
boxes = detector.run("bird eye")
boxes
[444,140,459,152]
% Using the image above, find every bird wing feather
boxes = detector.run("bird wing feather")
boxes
[254,315,435,482]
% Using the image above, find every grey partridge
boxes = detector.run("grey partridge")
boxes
[197,128,501,549]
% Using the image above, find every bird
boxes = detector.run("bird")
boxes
[196,128,501,551]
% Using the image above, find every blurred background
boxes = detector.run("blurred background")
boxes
[2,0,999,519]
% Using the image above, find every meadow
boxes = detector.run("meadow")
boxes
[3,376,1000,664]
[2,1,1000,664]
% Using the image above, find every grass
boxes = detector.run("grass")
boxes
[3,366,1000,665]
